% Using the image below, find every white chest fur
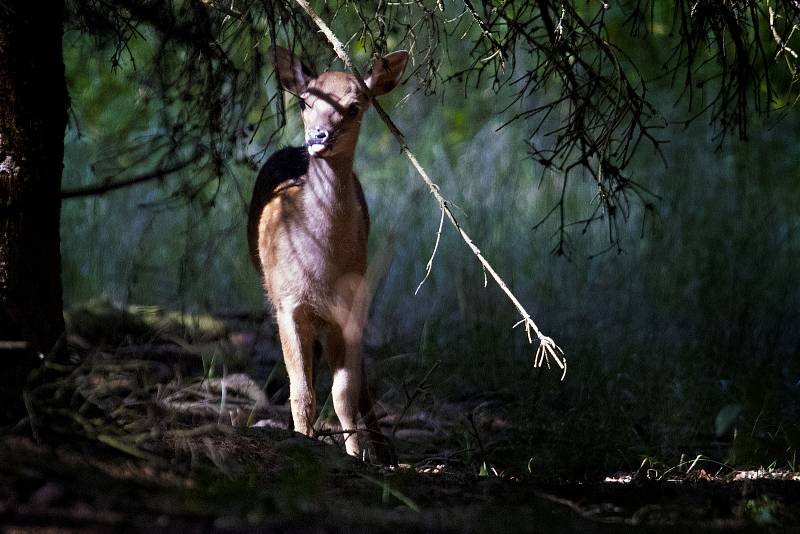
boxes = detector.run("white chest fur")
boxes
[259,159,365,314]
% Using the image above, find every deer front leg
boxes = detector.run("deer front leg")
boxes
[325,273,371,457]
[276,305,317,437]
[326,326,362,458]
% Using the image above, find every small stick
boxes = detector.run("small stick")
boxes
[415,207,444,295]
[391,360,441,439]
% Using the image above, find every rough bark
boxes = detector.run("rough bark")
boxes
[0,1,68,396]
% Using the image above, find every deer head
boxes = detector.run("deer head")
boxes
[272,46,409,159]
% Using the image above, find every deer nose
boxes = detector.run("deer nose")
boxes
[307,128,329,145]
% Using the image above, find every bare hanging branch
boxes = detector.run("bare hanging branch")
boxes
[61,150,205,199]
[294,0,567,379]
[66,1,800,257]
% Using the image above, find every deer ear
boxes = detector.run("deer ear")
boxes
[365,51,409,97]
[271,46,315,94]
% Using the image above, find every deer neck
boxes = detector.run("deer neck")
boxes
[305,152,356,211]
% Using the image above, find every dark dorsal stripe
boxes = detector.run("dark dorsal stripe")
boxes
[247,147,309,271]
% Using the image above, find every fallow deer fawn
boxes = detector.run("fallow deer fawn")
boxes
[248,46,408,462]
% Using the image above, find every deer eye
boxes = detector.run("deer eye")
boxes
[298,99,307,111]
[347,103,359,117]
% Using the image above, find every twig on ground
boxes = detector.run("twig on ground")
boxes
[465,412,487,466]
[390,360,440,439]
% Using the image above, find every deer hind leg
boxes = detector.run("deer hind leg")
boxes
[276,304,318,437]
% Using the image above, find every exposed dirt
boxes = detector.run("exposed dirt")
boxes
[2,430,800,533]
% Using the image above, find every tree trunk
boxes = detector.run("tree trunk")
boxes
[0,1,68,404]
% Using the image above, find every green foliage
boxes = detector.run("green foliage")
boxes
[360,473,420,511]
[66,298,227,345]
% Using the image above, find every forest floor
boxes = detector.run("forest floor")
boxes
[1,302,799,533]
